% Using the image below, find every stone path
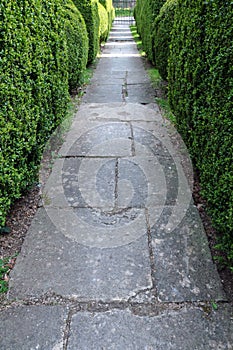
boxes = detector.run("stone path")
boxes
[1,23,232,350]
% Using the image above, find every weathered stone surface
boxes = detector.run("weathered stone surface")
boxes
[125,83,156,103]
[150,204,226,302]
[82,84,123,103]
[67,306,233,350]
[59,120,132,157]
[9,208,152,300]
[0,306,66,350]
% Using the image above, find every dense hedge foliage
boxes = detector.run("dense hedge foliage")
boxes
[135,0,166,62]
[98,2,109,42]
[99,0,114,32]
[73,0,100,63]
[63,0,89,90]
[168,0,233,265]
[151,0,167,16]
[0,0,112,227]
[0,0,69,227]
[153,0,177,80]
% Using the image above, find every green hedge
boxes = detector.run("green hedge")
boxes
[73,0,100,63]
[135,0,166,62]
[153,0,178,80]
[168,0,233,266]
[99,0,114,31]
[63,0,89,90]
[0,0,69,227]
[98,2,109,42]
[151,0,168,16]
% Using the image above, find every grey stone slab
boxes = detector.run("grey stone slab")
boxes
[90,76,125,85]
[58,105,164,158]
[109,31,132,37]
[104,41,137,50]
[67,306,233,350]
[75,102,162,123]
[108,36,134,42]
[126,83,156,103]
[0,305,66,350]
[43,151,190,222]
[43,158,116,210]
[65,157,116,208]
[44,156,168,210]
[150,204,226,302]
[9,208,152,300]
[82,84,123,103]
[44,157,115,209]
[59,121,132,157]
[127,74,152,84]
[90,70,150,86]
[93,57,146,73]
[100,52,140,59]
[131,124,193,210]
[132,120,194,189]
[44,206,148,248]
[133,122,175,156]
[91,68,126,76]
[43,147,189,249]
[117,157,167,208]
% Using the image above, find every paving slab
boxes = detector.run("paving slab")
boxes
[83,84,123,103]
[9,208,152,300]
[67,305,233,350]
[71,102,162,123]
[59,119,133,157]
[150,204,226,302]
[125,83,156,103]
[0,305,66,350]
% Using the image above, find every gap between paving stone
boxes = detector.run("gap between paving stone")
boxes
[1,302,232,350]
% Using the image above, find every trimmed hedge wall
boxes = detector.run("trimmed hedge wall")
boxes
[0,0,69,227]
[63,0,89,90]
[73,0,100,63]
[151,0,168,16]
[135,0,166,62]
[153,0,178,80]
[98,2,109,42]
[168,0,233,265]
[0,0,93,227]
[99,0,114,32]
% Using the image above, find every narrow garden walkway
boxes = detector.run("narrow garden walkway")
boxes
[0,23,232,350]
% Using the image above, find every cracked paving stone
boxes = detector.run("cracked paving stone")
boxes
[67,305,233,350]
[8,208,152,300]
